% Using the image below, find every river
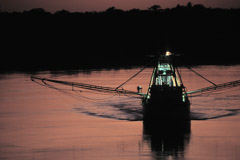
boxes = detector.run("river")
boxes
[0,65,240,160]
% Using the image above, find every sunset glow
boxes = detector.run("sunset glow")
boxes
[1,0,240,12]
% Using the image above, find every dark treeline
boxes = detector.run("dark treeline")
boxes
[1,3,240,71]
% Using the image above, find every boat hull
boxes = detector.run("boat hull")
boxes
[142,98,190,122]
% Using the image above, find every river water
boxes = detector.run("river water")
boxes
[0,65,240,160]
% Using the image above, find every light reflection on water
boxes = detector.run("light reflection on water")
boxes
[0,65,240,160]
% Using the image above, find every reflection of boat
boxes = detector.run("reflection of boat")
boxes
[142,52,190,121]
[143,120,191,159]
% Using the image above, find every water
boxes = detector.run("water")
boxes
[0,65,240,160]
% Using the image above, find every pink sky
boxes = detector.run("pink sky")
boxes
[1,0,240,12]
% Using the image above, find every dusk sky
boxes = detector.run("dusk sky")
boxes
[0,0,240,13]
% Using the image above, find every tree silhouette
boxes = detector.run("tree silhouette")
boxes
[187,2,193,8]
[1,4,240,71]
[148,5,162,11]
[55,9,70,15]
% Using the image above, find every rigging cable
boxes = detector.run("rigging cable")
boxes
[115,66,147,90]
[185,66,217,86]
[115,56,157,90]
[171,56,240,96]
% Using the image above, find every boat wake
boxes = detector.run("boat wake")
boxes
[74,94,240,121]
[74,96,143,121]
[190,109,240,120]
[190,91,240,120]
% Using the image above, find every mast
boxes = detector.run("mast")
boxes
[144,51,188,102]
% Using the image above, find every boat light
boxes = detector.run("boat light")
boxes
[166,51,171,56]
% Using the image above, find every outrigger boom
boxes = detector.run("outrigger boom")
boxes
[31,76,139,96]
[31,55,240,98]
[31,75,240,97]
[187,80,240,96]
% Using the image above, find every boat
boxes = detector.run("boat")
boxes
[31,51,240,121]
[142,51,190,121]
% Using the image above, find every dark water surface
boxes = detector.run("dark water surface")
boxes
[0,65,240,160]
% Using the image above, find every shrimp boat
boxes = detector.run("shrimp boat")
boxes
[142,52,190,121]
[31,51,240,121]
